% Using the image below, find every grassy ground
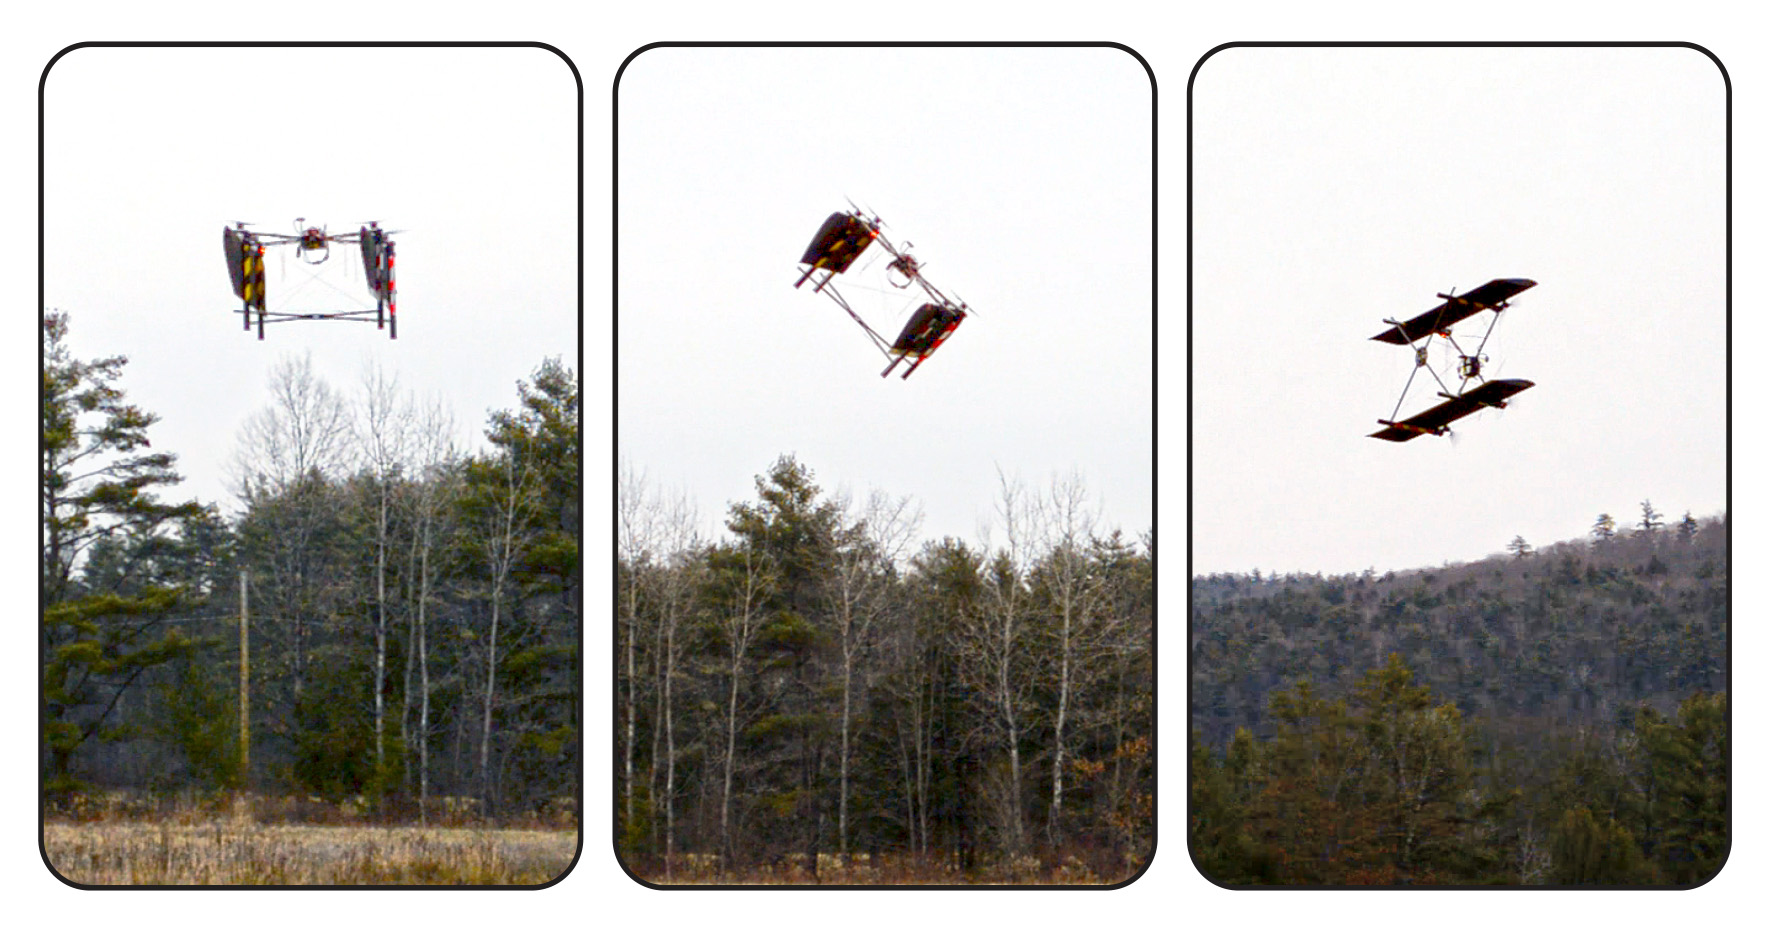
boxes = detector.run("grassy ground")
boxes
[44,820,578,886]
[628,851,1144,886]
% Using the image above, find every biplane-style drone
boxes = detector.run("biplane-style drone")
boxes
[223,218,398,340]
[1370,278,1535,441]
[795,206,972,379]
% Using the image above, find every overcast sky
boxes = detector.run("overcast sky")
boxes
[617,45,1153,551]
[42,45,578,511]
[1191,46,1727,576]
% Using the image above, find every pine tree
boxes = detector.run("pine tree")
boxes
[726,456,843,858]
[1637,693,1727,885]
[1348,655,1470,883]
[1676,511,1699,545]
[481,359,581,811]
[1637,499,1664,537]
[1507,535,1533,559]
[1590,513,1617,547]
[1550,806,1652,884]
[41,311,204,795]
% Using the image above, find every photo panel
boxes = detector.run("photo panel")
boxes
[617,42,1155,887]
[1189,43,1727,888]
[40,42,582,888]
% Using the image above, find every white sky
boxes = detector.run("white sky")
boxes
[1192,46,1727,575]
[42,45,578,511]
[617,45,1152,549]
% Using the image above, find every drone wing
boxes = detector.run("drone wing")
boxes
[1370,378,1534,441]
[223,227,249,299]
[797,212,878,281]
[1371,278,1536,344]
[222,226,266,309]
[889,302,966,357]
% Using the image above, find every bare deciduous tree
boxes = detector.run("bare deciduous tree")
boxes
[353,362,414,783]
[826,487,921,855]
[961,470,1036,856]
[617,462,655,842]
[711,539,772,866]
[399,395,457,820]
[231,353,349,702]
[1032,471,1106,847]
[466,442,539,812]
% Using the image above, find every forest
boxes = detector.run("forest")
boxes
[618,458,1153,884]
[41,311,581,825]
[1190,509,1727,885]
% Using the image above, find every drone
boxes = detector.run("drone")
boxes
[1369,278,1536,441]
[223,218,398,340]
[795,205,972,379]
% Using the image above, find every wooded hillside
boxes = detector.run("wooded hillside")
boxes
[1190,512,1727,885]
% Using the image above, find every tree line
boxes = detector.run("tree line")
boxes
[618,457,1153,880]
[42,311,580,820]
[1190,657,1725,885]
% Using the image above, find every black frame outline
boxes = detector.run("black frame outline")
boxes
[1185,40,1731,891]
[612,40,1158,891]
[37,40,586,891]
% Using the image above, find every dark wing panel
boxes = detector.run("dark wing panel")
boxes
[1371,299,1476,344]
[1370,277,1537,344]
[1370,379,1534,441]
[1460,377,1535,406]
[798,212,876,274]
[1371,297,1483,344]
[1370,424,1427,442]
[1459,277,1536,309]
[889,302,966,357]
[890,302,940,350]
[359,226,382,292]
[224,227,248,299]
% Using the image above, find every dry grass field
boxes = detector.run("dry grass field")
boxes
[629,851,1144,886]
[44,821,578,886]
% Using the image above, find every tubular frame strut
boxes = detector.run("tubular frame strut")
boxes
[1384,307,1506,422]
[795,211,973,373]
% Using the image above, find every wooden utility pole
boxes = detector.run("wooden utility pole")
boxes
[239,569,250,784]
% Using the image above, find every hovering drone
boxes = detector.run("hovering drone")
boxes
[223,218,398,340]
[1369,278,1536,441]
[795,205,972,379]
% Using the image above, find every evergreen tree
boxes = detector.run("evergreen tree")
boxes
[725,456,843,857]
[1637,500,1663,537]
[1550,806,1652,884]
[1676,511,1699,545]
[1590,513,1616,546]
[41,311,204,794]
[1189,728,1268,884]
[1348,655,1471,882]
[1637,693,1727,885]
[481,359,581,811]
[1249,679,1361,883]
[1507,535,1533,559]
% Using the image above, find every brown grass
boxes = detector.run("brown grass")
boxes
[45,790,576,830]
[630,850,1144,886]
[44,820,578,886]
